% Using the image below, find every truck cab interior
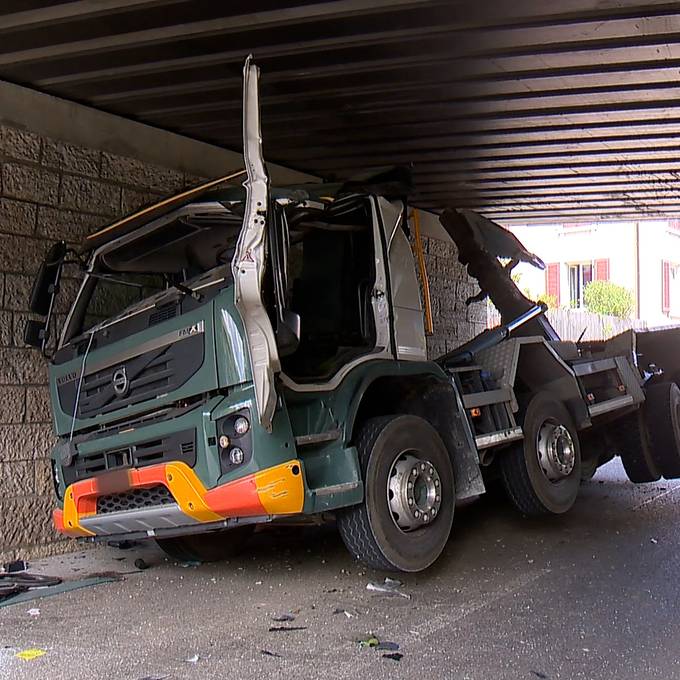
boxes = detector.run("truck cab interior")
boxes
[272,193,378,382]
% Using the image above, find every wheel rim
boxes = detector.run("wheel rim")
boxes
[536,420,576,481]
[387,452,442,532]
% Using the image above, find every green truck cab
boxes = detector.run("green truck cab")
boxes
[26,58,680,572]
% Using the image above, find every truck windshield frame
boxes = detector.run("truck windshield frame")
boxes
[59,201,243,348]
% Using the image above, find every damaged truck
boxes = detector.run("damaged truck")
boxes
[25,58,680,572]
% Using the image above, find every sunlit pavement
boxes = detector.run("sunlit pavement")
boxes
[1,458,679,680]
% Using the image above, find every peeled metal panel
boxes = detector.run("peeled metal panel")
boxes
[381,199,427,361]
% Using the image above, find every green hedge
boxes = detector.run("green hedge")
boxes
[584,280,634,318]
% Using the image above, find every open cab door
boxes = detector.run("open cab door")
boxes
[232,56,281,431]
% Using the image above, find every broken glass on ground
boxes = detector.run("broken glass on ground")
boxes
[366,577,411,599]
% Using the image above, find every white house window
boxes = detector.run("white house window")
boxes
[663,261,680,318]
[568,263,593,308]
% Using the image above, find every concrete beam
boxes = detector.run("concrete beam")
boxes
[0,79,317,185]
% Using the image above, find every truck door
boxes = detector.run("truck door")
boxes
[378,198,427,361]
[232,57,281,431]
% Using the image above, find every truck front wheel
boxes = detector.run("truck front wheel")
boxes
[500,392,581,515]
[337,415,455,572]
[155,525,254,563]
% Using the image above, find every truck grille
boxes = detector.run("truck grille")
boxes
[57,331,204,420]
[97,485,174,514]
[63,428,196,486]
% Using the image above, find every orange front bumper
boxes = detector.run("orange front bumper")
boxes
[53,460,305,537]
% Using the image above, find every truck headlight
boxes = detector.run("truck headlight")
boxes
[229,447,245,465]
[216,408,252,473]
[233,416,250,436]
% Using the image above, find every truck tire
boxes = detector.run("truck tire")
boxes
[337,415,454,572]
[644,381,680,478]
[500,392,581,515]
[155,525,254,563]
[610,410,660,483]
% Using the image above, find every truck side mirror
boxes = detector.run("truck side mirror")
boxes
[29,241,67,316]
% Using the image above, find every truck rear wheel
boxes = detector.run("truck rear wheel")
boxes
[500,392,581,515]
[611,409,660,483]
[337,415,454,572]
[644,381,680,478]
[155,525,254,563]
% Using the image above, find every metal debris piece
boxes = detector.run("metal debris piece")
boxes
[268,626,308,632]
[366,578,411,599]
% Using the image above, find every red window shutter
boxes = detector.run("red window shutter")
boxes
[546,263,560,305]
[594,258,609,281]
[663,261,671,314]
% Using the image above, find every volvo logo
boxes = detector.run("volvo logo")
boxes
[112,366,129,396]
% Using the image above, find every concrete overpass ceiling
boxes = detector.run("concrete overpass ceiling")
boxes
[2,0,680,221]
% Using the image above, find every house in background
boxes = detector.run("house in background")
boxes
[507,220,680,326]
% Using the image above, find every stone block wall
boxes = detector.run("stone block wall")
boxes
[420,234,487,359]
[0,123,200,562]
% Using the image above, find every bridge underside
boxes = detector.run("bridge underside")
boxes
[2,1,680,222]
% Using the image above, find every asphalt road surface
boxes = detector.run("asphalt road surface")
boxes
[1,459,679,680]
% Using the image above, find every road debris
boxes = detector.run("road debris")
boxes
[650,538,658,544]
[358,636,380,648]
[185,654,200,664]
[261,649,283,658]
[383,653,403,661]
[0,572,62,606]
[27,608,40,617]
[14,648,46,661]
[272,613,295,622]
[376,641,400,651]
[2,559,28,573]
[134,558,150,570]
[268,626,308,632]
[366,577,411,599]
[0,575,117,608]
[332,607,354,618]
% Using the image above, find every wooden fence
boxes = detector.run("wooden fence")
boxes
[488,307,647,341]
